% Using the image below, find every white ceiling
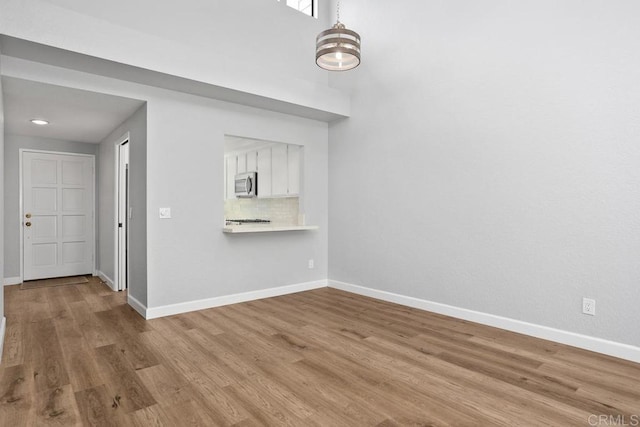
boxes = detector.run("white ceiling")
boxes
[2,76,145,143]
[224,135,276,154]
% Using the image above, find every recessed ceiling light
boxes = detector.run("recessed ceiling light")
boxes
[30,119,49,125]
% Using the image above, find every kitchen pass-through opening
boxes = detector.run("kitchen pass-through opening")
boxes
[223,135,304,227]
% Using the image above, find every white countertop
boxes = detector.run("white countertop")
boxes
[222,224,319,234]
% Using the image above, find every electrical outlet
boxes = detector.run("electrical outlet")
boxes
[582,298,596,316]
[159,207,171,219]
[308,259,314,269]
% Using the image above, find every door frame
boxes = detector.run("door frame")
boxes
[114,133,130,292]
[19,149,96,282]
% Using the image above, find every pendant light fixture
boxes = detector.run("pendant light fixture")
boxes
[315,0,361,71]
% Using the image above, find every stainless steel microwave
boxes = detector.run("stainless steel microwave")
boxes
[234,171,257,198]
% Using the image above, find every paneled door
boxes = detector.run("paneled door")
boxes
[22,151,95,281]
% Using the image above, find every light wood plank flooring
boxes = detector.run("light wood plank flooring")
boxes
[1,277,639,426]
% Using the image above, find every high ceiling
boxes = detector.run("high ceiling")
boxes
[2,76,145,143]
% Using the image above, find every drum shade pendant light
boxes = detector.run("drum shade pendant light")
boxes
[316,0,361,71]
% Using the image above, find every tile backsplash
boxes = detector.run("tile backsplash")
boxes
[224,197,299,225]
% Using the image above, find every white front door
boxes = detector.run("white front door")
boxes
[22,151,95,281]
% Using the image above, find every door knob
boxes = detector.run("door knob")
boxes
[25,222,32,227]
[25,213,32,218]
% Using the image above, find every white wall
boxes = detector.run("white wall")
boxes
[0,53,5,356]
[0,0,340,114]
[2,56,328,312]
[328,1,640,347]
[97,104,147,305]
[146,92,329,309]
[3,134,97,279]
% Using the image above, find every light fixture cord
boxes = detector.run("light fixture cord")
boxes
[336,0,341,24]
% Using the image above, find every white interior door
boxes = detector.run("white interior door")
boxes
[117,141,130,291]
[22,151,95,281]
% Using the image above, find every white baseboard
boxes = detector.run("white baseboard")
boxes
[96,270,116,291]
[128,294,147,319]
[4,277,21,286]
[0,316,6,364]
[328,280,640,364]
[145,280,328,320]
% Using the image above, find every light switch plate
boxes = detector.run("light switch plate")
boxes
[159,207,171,219]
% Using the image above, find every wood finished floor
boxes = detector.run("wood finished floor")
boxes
[1,278,639,426]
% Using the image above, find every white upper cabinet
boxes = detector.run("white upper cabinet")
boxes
[225,156,237,199]
[237,153,247,173]
[257,148,272,198]
[246,150,257,172]
[224,143,301,200]
[287,145,300,196]
[271,144,289,196]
